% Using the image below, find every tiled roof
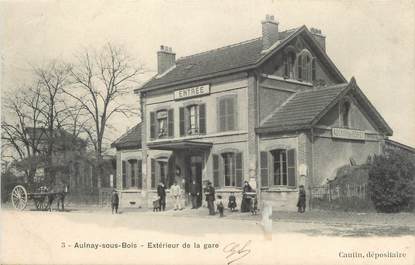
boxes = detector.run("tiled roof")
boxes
[141,30,297,90]
[111,123,142,150]
[260,83,349,131]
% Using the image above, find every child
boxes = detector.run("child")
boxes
[297,185,306,213]
[111,189,119,214]
[250,195,258,215]
[228,192,237,212]
[153,195,161,212]
[216,195,224,217]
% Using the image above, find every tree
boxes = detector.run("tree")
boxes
[1,60,75,186]
[32,61,73,184]
[65,43,142,187]
[368,149,415,213]
[1,83,45,185]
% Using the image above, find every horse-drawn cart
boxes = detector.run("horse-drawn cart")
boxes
[11,184,68,211]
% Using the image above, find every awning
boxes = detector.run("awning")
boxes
[147,139,213,151]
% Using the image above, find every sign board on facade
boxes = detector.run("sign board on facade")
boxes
[174,84,210,100]
[299,164,308,176]
[332,128,365,141]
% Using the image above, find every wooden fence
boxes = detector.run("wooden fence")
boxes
[310,183,373,211]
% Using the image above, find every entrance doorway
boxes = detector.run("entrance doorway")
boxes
[186,155,203,207]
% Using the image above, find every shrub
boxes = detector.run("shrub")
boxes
[368,149,415,213]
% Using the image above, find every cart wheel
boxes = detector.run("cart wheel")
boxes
[35,198,49,211]
[11,185,27,211]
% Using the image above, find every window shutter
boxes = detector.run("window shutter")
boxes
[218,155,225,188]
[311,58,316,81]
[235,152,243,187]
[179,107,185,136]
[151,159,156,189]
[122,161,126,188]
[213,154,219,187]
[168,155,175,187]
[199,104,206,134]
[283,55,288,77]
[150,112,156,139]
[168,109,174,137]
[287,149,296,187]
[260,151,269,187]
[218,98,226,132]
[227,98,235,130]
[137,160,142,189]
[130,160,135,187]
[297,56,302,80]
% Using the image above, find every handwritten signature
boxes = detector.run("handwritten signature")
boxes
[223,240,252,265]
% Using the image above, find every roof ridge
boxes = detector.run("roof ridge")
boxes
[177,37,262,61]
[112,123,141,145]
[297,83,349,94]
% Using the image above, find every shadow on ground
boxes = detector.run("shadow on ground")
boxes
[299,225,415,237]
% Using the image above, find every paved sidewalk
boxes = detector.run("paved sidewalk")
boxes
[3,201,415,228]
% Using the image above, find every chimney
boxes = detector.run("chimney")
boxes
[310,28,326,51]
[157,45,176,74]
[261,14,279,50]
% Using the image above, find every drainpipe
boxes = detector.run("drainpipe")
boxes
[310,127,315,210]
[255,71,261,205]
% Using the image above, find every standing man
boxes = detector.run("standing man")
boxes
[170,181,182,210]
[157,182,166,211]
[189,179,199,209]
[204,181,215,215]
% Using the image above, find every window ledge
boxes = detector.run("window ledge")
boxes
[261,74,313,87]
[119,189,143,193]
[216,188,242,193]
[261,187,298,192]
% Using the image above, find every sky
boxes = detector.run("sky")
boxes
[1,0,414,147]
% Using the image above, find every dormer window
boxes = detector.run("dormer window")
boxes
[283,51,296,79]
[341,100,351,128]
[296,49,313,82]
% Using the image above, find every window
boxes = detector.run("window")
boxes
[218,96,237,132]
[341,101,350,128]
[158,161,168,185]
[188,105,198,133]
[212,152,243,188]
[260,149,296,187]
[180,104,206,136]
[129,160,136,187]
[283,52,296,79]
[151,157,169,189]
[296,50,313,82]
[122,161,126,188]
[137,161,142,189]
[271,150,287,185]
[157,110,167,137]
[150,109,174,139]
[222,153,236,186]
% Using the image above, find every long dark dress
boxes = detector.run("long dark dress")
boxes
[297,189,306,212]
[241,184,253,212]
[157,184,166,211]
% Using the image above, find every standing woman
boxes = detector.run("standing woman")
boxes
[157,182,166,211]
[297,185,306,213]
[241,181,254,212]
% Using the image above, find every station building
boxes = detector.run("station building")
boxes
[112,15,395,210]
